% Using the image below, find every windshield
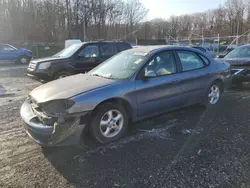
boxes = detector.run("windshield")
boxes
[225,46,250,58]
[7,45,17,50]
[89,51,147,80]
[53,43,83,58]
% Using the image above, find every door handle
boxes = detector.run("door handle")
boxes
[205,73,211,76]
[171,79,180,84]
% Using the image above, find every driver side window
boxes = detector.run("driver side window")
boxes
[144,51,177,77]
[240,47,250,57]
[78,45,99,58]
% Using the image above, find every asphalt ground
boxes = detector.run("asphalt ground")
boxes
[1,64,250,188]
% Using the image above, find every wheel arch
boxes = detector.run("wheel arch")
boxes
[213,78,224,92]
[92,97,133,121]
[81,97,134,137]
[52,68,75,78]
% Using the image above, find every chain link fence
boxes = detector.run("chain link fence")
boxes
[19,43,64,58]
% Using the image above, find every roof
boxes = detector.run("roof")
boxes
[237,44,250,48]
[127,45,197,54]
[87,40,130,44]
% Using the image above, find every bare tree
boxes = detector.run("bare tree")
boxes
[123,0,148,37]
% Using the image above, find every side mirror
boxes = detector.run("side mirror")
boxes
[144,71,156,78]
[78,54,86,58]
[78,54,97,59]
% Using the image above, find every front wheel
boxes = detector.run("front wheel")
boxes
[54,71,72,79]
[90,103,128,144]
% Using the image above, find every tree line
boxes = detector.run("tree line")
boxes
[141,0,250,43]
[0,0,148,43]
[0,0,250,44]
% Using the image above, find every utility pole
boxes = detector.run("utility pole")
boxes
[202,27,204,46]
[217,33,220,54]
[77,2,88,42]
[83,2,87,42]
[236,21,239,46]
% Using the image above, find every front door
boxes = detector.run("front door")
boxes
[135,51,183,117]
[74,44,101,73]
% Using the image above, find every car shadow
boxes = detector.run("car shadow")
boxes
[42,102,225,187]
[230,83,250,91]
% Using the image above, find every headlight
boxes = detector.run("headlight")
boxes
[38,62,51,70]
[41,99,75,116]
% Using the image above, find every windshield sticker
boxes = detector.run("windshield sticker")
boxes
[134,59,143,64]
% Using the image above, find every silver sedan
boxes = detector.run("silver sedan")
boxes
[20,46,231,146]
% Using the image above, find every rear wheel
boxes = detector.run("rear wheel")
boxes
[16,55,30,64]
[54,71,72,79]
[202,82,222,106]
[90,103,128,144]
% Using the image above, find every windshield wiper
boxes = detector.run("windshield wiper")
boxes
[91,73,106,78]
[91,73,116,80]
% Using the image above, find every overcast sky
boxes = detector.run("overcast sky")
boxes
[140,0,227,20]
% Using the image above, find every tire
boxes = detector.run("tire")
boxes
[202,81,222,107]
[90,102,128,144]
[16,55,30,64]
[54,71,72,79]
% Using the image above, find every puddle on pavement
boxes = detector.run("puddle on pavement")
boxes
[72,122,178,164]
[82,121,177,156]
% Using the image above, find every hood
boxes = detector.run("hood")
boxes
[31,56,66,63]
[220,58,250,66]
[29,74,116,103]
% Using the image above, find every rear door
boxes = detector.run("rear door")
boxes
[174,50,212,105]
[99,43,117,62]
[74,44,101,73]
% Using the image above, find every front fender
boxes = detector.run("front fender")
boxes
[50,64,76,76]
[68,80,137,118]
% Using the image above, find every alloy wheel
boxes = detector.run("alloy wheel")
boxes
[20,57,28,64]
[208,84,220,104]
[99,109,124,138]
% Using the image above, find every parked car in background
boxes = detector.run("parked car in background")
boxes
[217,44,250,87]
[191,46,216,58]
[27,41,132,81]
[21,46,231,146]
[0,43,32,64]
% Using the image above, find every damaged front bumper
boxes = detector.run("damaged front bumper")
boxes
[20,100,88,146]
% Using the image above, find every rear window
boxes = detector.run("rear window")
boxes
[116,42,131,52]
[100,43,117,57]
[198,54,210,66]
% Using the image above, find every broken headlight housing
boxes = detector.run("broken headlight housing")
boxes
[41,99,75,116]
